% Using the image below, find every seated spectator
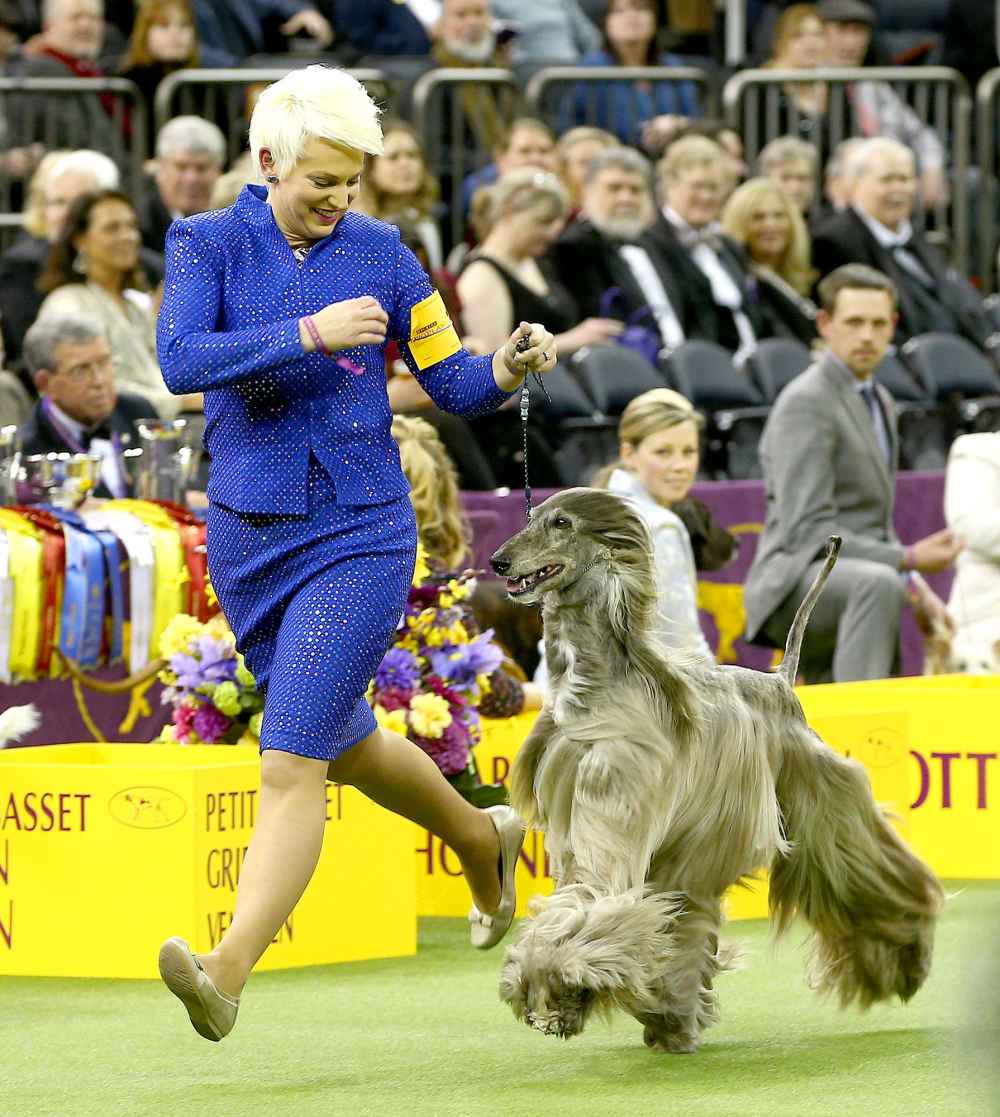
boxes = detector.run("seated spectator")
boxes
[13,0,125,155]
[0,332,32,426]
[592,388,714,660]
[820,0,946,208]
[554,125,619,215]
[391,413,543,710]
[721,177,818,346]
[647,136,765,361]
[457,168,621,357]
[564,0,701,150]
[355,119,443,269]
[490,0,600,64]
[17,312,153,497]
[812,138,993,351]
[458,169,616,486]
[757,135,818,215]
[823,135,865,212]
[0,149,166,370]
[331,0,434,57]
[551,145,699,353]
[117,0,230,146]
[37,189,196,418]
[744,264,961,682]
[138,116,225,253]
[460,117,557,218]
[944,433,1000,668]
[190,0,331,65]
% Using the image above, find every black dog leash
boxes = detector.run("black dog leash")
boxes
[515,333,552,523]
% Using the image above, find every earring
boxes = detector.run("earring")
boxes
[266,175,278,184]
[72,251,88,275]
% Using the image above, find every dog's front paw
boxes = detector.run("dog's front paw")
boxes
[642,1023,701,1054]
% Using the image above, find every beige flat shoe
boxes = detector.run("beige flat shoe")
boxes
[469,805,525,950]
[158,936,240,1042]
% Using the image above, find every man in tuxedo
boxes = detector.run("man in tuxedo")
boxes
[646,134,765,361]
[811,137,993,350]
[744,265,961,682]
[550,146,694,353]
[18,312,153,497]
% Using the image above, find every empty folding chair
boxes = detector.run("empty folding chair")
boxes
[569,343,667,415]
[901,332,1000,437]
[743,338,814,403]
[533,362,615,486]
[660,340,770,480]
[867,352,949,470]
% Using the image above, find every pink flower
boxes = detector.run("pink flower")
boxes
[192,703,232,744]
[377,686,414,713]
[172,702,197,743]
[412,717,470,776]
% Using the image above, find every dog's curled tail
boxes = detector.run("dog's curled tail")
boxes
[778,535,841,686]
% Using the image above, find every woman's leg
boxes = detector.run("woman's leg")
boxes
[328,727,502,918]
[197,749,329,998]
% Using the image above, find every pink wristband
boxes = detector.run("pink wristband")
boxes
[302,315,331,358]
[902,545,916,571]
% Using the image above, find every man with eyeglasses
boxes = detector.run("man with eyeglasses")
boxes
[16,312,153,497]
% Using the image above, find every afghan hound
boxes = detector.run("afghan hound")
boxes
[490,488,943,1052]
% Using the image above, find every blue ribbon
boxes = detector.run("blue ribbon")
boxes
[44,508,112,668]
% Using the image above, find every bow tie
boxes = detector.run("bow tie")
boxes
[676,225,723,252]
[83,422,114,448]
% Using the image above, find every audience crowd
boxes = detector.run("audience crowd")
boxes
[0,0,997,678]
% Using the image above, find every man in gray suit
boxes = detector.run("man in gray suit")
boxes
[744,264,962,682]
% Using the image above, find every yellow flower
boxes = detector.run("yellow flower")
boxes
[448,579,471,602]
[439,593,454,608]
[159,614,203,659]
[235,731,257,748]
[447,621,469,644]
[373,704,409,737]
[476,673,492,695]
[413,544,430,585]
[396,635,419,653]
[423,627,446,647]
[408,693,452,738]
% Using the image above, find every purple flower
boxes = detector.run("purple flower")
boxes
[192,703,232,744]
[430,634,504,687]
[413,717,470,776]
[375,647,421,692]
[169,635,237,691]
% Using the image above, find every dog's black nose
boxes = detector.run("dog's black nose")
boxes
[491,554,511,575]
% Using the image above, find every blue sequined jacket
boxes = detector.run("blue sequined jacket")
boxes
[157,184,512,515]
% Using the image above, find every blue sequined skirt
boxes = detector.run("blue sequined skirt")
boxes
[206,455,417,760]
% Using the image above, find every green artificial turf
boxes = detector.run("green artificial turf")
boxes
[3,882,998,1117]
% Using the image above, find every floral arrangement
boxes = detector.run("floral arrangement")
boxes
[368,549,507,798]
[157,614,263,746]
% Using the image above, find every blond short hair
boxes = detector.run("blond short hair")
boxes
[473,168,568,239]
[248,66,383,179]
[658,135,726,184]
[592,389,703,488]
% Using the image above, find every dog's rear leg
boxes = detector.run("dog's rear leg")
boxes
[635,896,724,1054]
[770,729,944,1008]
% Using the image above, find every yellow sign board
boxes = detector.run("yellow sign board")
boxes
[0,744,416,978]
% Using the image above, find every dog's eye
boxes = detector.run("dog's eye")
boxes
[552,516,571,529]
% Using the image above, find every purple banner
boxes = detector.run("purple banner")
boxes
[0,669,171,749]
[463,471,951,677]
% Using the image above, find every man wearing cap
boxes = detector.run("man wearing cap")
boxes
[819,0,947,210]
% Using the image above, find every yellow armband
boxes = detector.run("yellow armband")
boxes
[407,290,462,370]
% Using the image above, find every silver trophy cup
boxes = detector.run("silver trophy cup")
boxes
[131,418,202,504]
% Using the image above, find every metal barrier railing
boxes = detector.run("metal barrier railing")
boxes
[153,68,394,165]
[724,67,972,274]
[724,0,747,67]
[977,67,1000,293]
[411,67,521,250]
[524,65,715,146]
[0,77,145,242]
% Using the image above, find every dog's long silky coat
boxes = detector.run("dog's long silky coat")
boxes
[491,489,942,1052]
